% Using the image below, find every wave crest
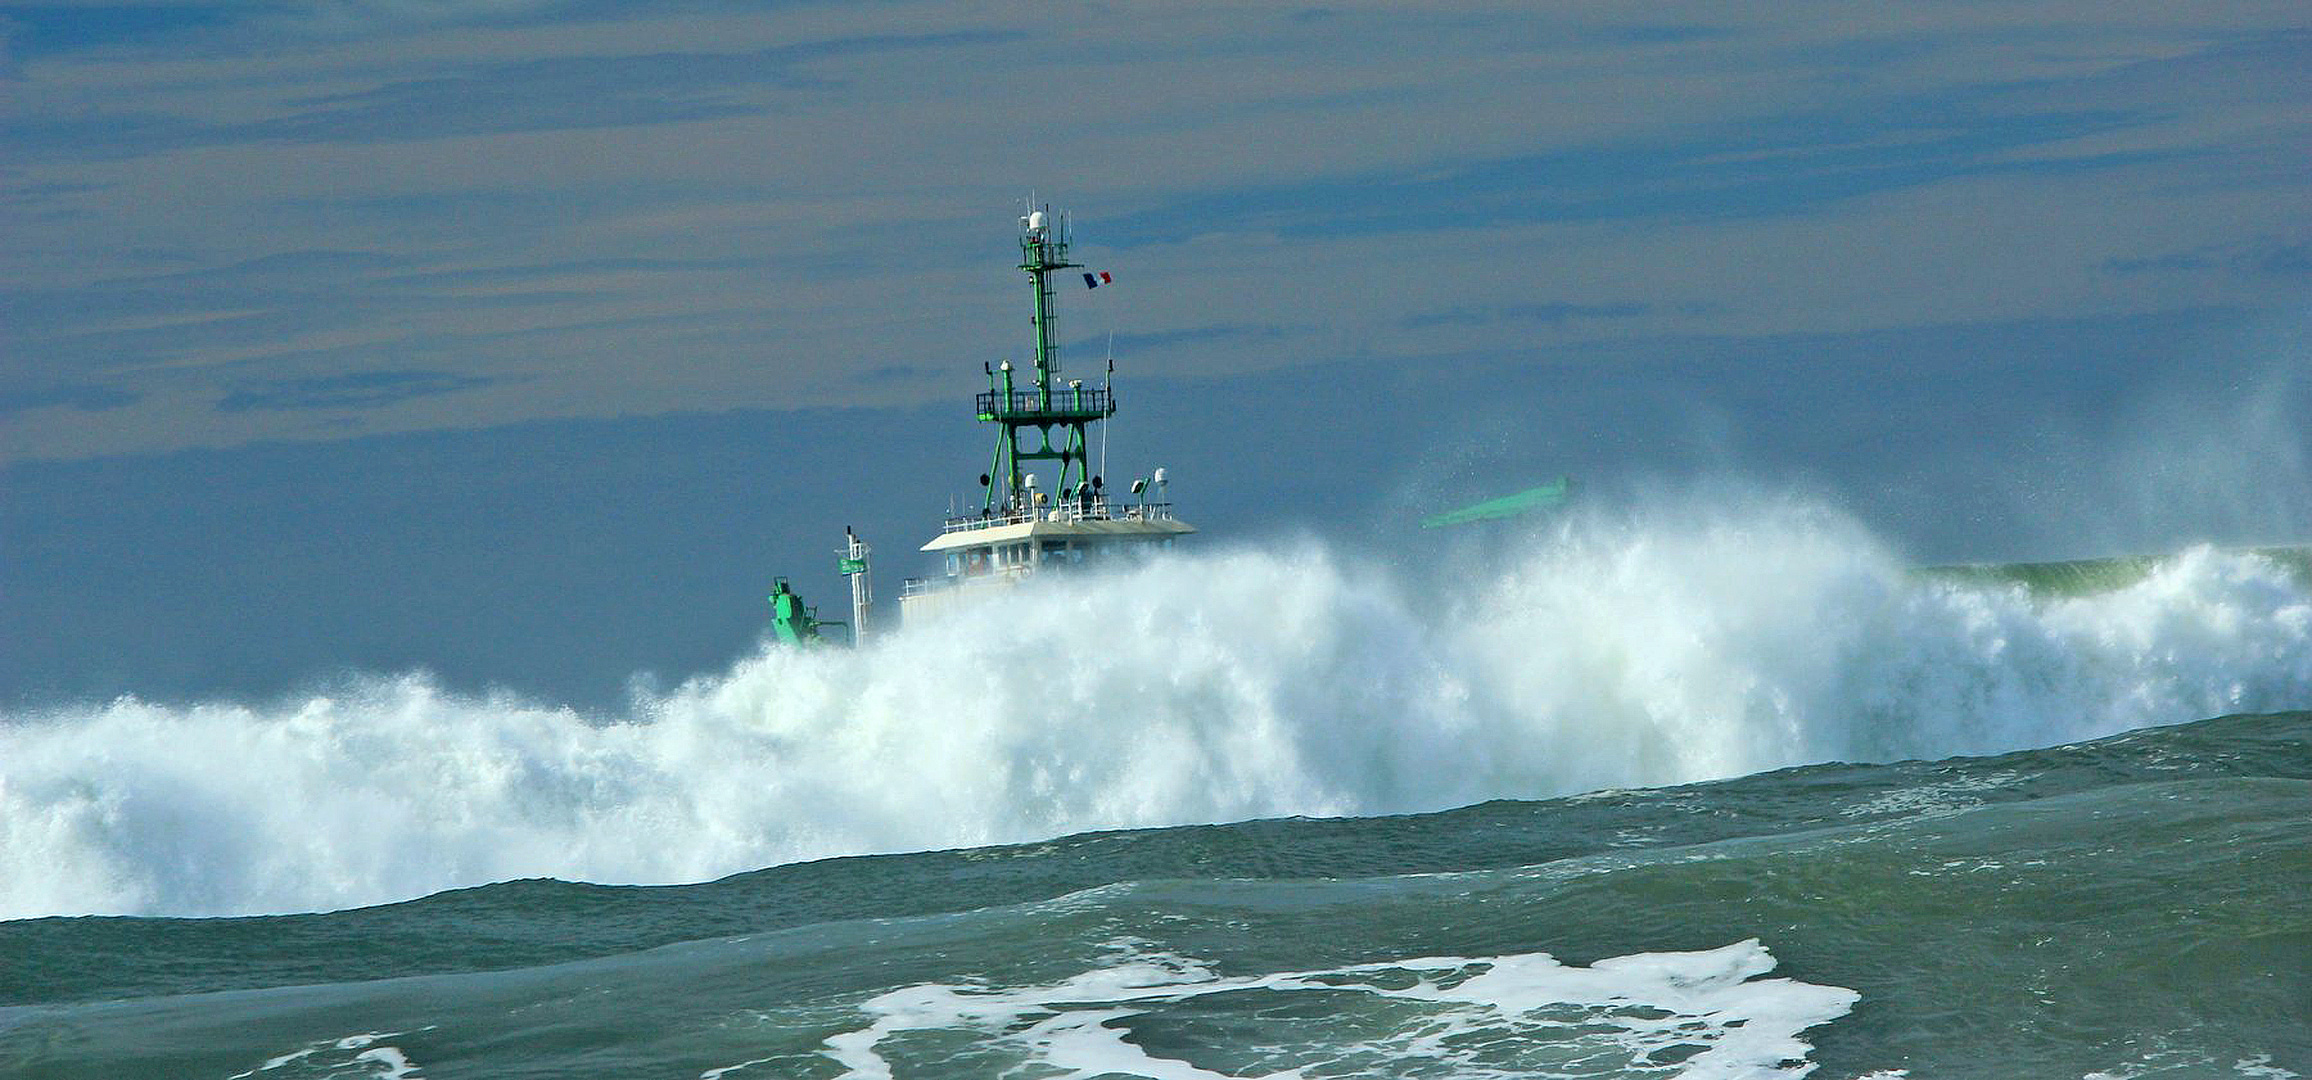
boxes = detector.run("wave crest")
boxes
[5,496,2306,918]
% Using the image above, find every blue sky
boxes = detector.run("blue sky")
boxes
[3,1,2308,704]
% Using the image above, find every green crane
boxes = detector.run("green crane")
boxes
[768,577,844,646]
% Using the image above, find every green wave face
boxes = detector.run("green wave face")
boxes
[1921,545,2312,597]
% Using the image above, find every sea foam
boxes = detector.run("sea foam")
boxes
[4,495,2307,918]
[814,939,1855,1079]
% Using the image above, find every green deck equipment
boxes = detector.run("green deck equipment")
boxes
[768,577,846,646]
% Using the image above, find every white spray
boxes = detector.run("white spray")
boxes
[3,493,2306,919]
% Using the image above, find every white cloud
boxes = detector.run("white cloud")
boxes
[1,0,2305,462]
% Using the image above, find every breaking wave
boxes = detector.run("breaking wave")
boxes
[4,494,2308,919]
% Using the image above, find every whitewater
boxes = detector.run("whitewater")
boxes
[4,493,2308,921]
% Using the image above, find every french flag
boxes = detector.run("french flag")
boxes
[1082,271,1112,289]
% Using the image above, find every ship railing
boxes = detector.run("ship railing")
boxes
[940,498,1174,534]
[976,387,1114,419]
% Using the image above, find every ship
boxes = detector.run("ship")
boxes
[776,205,1194,646]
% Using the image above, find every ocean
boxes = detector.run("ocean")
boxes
[3,498,2308,1078]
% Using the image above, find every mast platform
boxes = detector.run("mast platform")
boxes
[976,386,1115,424]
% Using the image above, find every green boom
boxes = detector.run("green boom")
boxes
[1419,477,1574,529]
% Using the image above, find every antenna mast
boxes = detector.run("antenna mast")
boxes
[977,204,1115,511]
[839,526,872,645]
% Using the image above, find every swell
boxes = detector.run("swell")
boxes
[7,710,2305,1009]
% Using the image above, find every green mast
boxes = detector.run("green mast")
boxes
[978,205,1115,512]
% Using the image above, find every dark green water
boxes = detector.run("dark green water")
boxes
[5,711,2305,1079]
